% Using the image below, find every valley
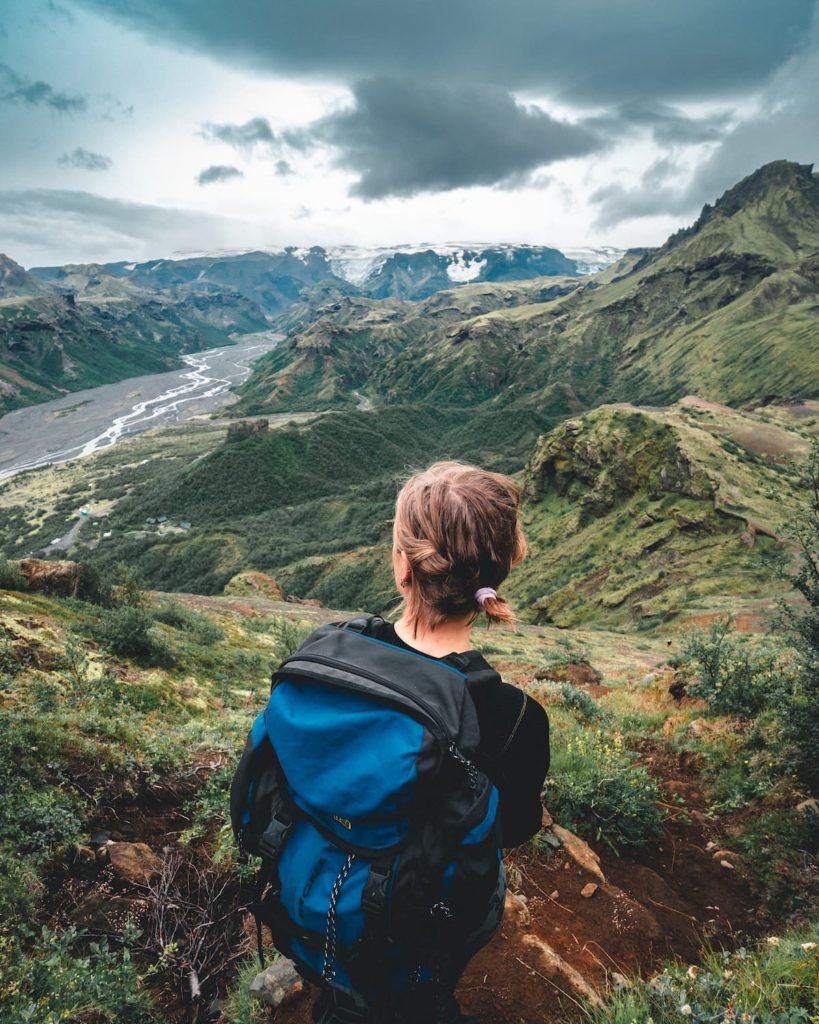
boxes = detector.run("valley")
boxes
[0,331,282,481]
[1,159,818,1024]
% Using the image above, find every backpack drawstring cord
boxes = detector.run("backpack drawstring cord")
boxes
[323,852,356,982]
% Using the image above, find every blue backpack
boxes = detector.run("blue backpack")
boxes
[230,615,503,1004]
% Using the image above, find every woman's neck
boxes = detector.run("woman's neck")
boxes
[393,614,473,657]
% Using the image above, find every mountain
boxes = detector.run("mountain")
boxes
[235,161,819,417]
[353,244,580,298]
[515,396,813,628]
[29,243,598,315]
[0,254,53,299]
[235,277,581,413]
[0,257,269,413]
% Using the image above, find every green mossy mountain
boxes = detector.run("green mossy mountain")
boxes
[513,397,816,628]
[5,387,815,628]
[234,161,819,417]
[0,257,269,413]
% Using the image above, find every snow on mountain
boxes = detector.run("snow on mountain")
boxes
[170,242,624,284]
[561,246,625,274]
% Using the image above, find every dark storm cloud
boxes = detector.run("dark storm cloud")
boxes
[589,102,733,147]
[200,116,276,151]
[275,159,293,176]
[58,147,112,171]
[71,0,813,104]
[196,164,243,185]
[591,23,819,230]
[0,63,86,114]
[293,78,603,198]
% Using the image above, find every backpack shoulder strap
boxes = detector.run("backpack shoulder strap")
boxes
[442,650,502,690]
[339,614,386,635]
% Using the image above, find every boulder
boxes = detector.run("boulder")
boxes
[100,841,161,885]
[224,570,283,600]
[249,958,304,1008]
[534,660,601,686]
[18,558,81,597]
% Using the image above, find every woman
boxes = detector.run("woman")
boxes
[313,460,551,1023]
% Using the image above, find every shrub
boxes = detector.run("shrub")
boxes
[0,926,154,1024]
[86,606,173,665]
[152,601,225,645]
[541,680,608,723]
[682,619,782,718]
[0,558,27,591]
[269,616,312,661]
[543,729,665,851]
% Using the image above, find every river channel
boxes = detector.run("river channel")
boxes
[0,331,282,482]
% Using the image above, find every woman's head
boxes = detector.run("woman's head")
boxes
[392,460,527,632]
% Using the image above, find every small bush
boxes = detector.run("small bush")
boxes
[152,601,225,645]
[86,606,173,665]
[543,681,608,723]
[0,926,154,1024]
[269,617,312,661]
[0,558,27,591]
[0,780,82,863]
[543,729,665,851]
[682,619,782,718]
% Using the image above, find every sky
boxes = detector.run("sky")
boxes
[0,0,817,267]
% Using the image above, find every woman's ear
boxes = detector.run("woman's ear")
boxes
[396,550,412,587]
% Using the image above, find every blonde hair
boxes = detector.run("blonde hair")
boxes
[393,460,527,633]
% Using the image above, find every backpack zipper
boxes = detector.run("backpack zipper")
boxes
[277,652,482,787]
[278,652,449,741]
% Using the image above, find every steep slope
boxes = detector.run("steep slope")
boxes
[513,397,817,628]
[237,161,819,417]
[0,254,54,299]
[0,265,269,413]
[232,277,581,413]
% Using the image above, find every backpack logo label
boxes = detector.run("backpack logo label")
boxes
[332,814,352,830]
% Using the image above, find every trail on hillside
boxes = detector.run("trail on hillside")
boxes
[47,740,755,1024]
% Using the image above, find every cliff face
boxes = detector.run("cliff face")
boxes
[513,400,813,628]
[235,160,819,418]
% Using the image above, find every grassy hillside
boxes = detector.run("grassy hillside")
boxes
[0,258,270,413]
[233,277,581,415]
[514,398,817,628]
[0,573,815,1023]
[233,161,819,418]
[3,393,817,630]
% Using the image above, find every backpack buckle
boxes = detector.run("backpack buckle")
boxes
[361,860,391,916]
[258,810,293,862]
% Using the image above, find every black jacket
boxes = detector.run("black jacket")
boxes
[373,620,550,848]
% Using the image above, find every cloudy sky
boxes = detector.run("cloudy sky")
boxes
[0,0,817,267]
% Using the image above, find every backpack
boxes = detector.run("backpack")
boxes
[229,615,503,1004]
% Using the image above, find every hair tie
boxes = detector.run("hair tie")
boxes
[474,587,497,608]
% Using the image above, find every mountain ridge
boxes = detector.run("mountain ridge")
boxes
[232,160,819,418]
